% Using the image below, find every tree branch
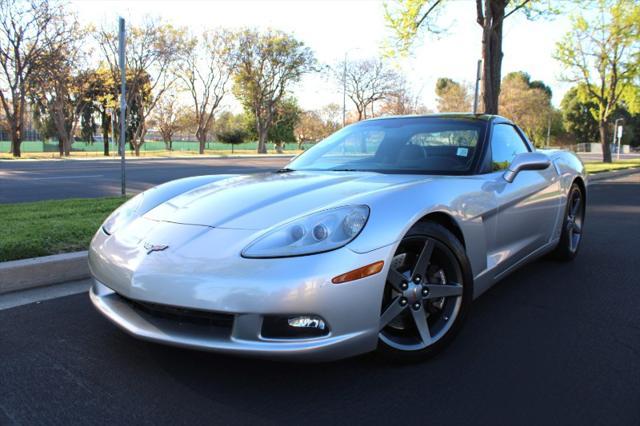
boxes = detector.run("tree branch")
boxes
[416,0,443,29]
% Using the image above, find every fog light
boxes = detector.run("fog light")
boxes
[288,316,326,330]
[262,315,330,338]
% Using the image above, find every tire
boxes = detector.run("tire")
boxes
[551,183,585,261]
[377,222,473,362]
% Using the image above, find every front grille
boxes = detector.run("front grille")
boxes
[118,294,234,329]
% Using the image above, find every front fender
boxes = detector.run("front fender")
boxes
[347,176,497,279]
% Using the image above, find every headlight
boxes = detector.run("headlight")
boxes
[242,205,369,258]
[102,193,144,235]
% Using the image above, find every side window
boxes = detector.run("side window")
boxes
[490,124,530,171]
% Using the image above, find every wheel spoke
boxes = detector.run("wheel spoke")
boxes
[423,283,463,299]
[379,298,407,330]
[386,268,407,292]
[570,196,581,217]
[412,239,434,279]
[411,306,432,345]
[573,221,582,234]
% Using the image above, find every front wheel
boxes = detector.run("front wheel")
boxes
[377,222,473,361]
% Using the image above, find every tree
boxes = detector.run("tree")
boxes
[0,0,71,157]
[499,72,553,145]
[379,79,429,116]
[83,68,117,155]
[560,85,599,145]
[268,98,301,153]
[435,78,472,112]
[29,17,89,156]
[232,29,316,154]
[176,30,236,154]
[149,91,190,150]
[555,0,640,162]
[385,0,555,115]
[294,103,342,148]
[214,111,250,151]
[337,58,402,121]
[96,19,187,156]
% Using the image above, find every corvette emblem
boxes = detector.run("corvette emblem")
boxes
[144,242,169,254]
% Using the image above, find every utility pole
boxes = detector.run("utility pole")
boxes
[118,17,126,197]
[473,59,482,114]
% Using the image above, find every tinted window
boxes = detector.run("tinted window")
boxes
[490,124,529,171]
[288,117,486,174]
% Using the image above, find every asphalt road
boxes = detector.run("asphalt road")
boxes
[0,156,290,203]
[1,152,638,203]
[1,173,639,425]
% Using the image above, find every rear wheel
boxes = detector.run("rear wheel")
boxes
[377,222,473,361]
[551,183,585,261]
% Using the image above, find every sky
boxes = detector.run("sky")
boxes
[70,0,579,113]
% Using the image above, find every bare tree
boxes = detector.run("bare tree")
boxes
[380,79,429,115]
[337,58,402,121]
[0,0,69,157]
[233,29,316,154]
[149,90,190,150]
[96,19,186,155]
[176,30,235,154]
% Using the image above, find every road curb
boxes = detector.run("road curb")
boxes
[588,167,639,182]
[0,251,89,295]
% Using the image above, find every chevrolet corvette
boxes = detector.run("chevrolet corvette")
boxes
[89,114,587,361]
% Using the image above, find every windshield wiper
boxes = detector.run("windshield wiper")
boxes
[330,168,360,172]
[276,167,295,173]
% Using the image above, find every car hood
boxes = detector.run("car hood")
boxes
[144,171,428,230]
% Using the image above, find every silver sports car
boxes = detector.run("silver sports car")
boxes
[89,114,587,361]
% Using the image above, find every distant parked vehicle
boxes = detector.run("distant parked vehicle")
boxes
[89,114,587,361]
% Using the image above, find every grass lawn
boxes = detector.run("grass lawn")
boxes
[584,159,640,174]
[0,197,127,262]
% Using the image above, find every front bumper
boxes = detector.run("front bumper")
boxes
[88,218,396,361]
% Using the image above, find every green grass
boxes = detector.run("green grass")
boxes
[0,197,127,262]
[584,159,640,174]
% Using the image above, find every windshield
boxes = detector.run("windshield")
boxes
[288,117,486,174]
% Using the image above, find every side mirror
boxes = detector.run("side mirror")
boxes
[503,152,550,183]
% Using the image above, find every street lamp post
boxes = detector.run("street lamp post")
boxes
[342,48,361,127]
[342,52,347,127]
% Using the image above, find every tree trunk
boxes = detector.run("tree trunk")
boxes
[275,141,284,154]
[134,143,141,157]
[10,126,21,157]
[102,112,110,156]
[197,130,207,155]
[599,120,612,163]
[257,128,268,154]
[63,136,71,156]
[480,0,505,115]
